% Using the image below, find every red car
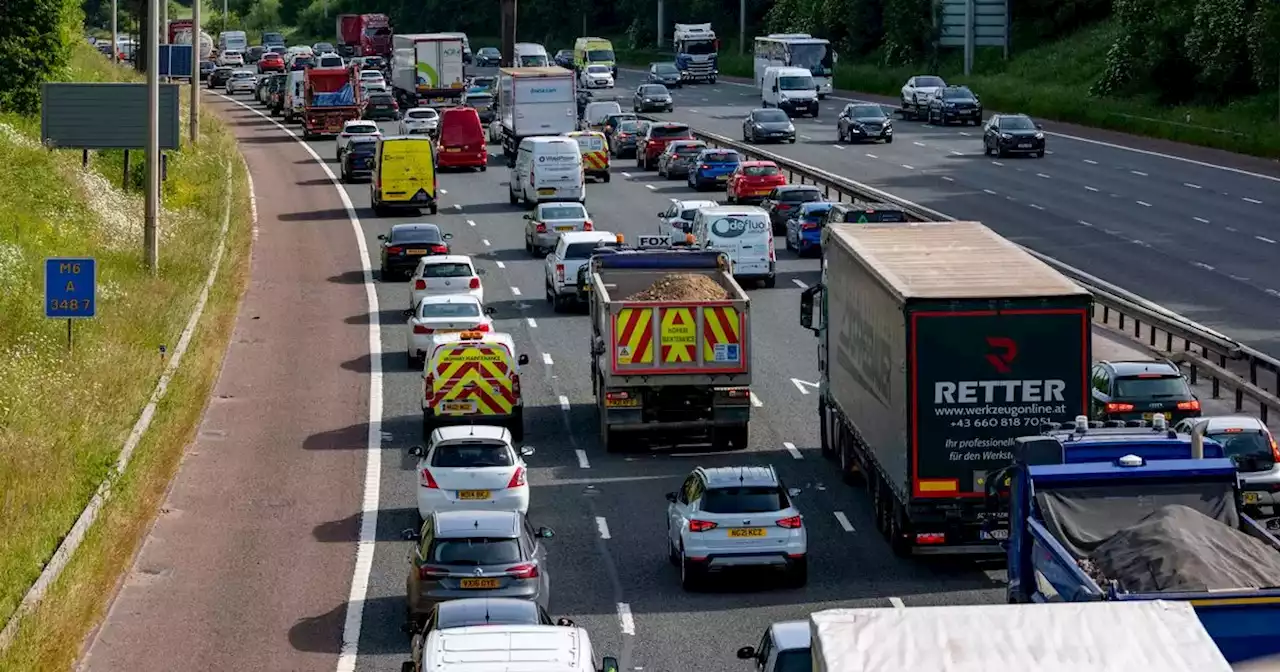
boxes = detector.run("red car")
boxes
[727,161,787,204]
[258,52,285,73]
[436,107,487,171]
[636,122,693,171]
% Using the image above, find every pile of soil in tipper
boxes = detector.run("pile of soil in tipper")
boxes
[626,273,730,301]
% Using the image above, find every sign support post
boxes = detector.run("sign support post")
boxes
[146,0,160,274]
[191,0,200,144]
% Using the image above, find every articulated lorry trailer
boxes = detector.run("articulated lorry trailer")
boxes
[391,34,466,111]
[799,221,1093,556]
[497,66,576,159]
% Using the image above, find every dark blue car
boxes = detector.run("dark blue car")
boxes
[785,202,833,255]
[686,148,742,191]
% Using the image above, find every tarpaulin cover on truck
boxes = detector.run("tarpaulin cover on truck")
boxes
[312,83,355,106]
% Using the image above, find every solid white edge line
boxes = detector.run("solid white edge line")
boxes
[783,442,803,460]
[210,92,381,672]
[596,516,610,539]
[576,449,591,469]
[833,511,855,532]
[0,154,238,650]
[616,602,636,636]
[889,596,906,608]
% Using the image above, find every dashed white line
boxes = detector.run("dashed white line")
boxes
[1085,186,1099,192]
[865,153,878,159]
[889,597,906,609]
[1194,216,1211,224]
[983,188,998,195]
[558,395,570,411]
[783,442,803,460]
[1136,200,1152,207]
[688,109,700,113]
[1194,262,1215,271]
[958,132,971,137]
[901,164,914,170]
[482,239,491,246]
[577,450,593,470]
[940,175,954,182]
[1083,159,1098,165]
[1078,220,1094,227]
[645,184,656,190]
[830,144,843,149]
[950,150,963,156]
[1226,226,1239,232]
[616,603,636,636]
[621,171,633,178]
[542,352,554,366]
[1267,288,1280,298]
[467,219,476,226]
[990,161,1004,167]
[496,261,506,269]
[1029,204,1045,210]
[595,515,609,538]
[1184,182,1202,189]
[526,317,538,328]
[1243,197,1263,204]
[510,287,522,296]
[791,379,811,394]
[799,135,811,140]
[1257,236,1277,244]
[913,141,926,147]
[791,278,808,289]
[833,511,855,532]
[439,188,448,195]
[750,392,762,408]
[1036,173,1050,179]
[1130,170,1148,176]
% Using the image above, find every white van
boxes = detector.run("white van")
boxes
[581,101,621,130]
[513,43,550,67]
[761,66,819,118]
[509,136,585,207]
[691,205,776,287]
[283,70,306,123]
[412,624,619,672]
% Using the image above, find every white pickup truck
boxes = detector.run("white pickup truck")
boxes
[544,231,618,312]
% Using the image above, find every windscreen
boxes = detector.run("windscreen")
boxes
[701,486,787,514]
[683,40,715,55]
[587,49,615,61]
[753,109,789,123]
[789,42,832,76]
[420,262,471,278]
[1115,375,1188,397]
[518,55,547,67]
[775,649,813,672]
[778,75,814,90]
[743,165,781,177]
[649,125,689,139]
[421,302,480,319]
[1035,480,1239,558]
[431,442,513,467]
[541,204,586,220]
[565,242,604,259]
[428,538,522,565]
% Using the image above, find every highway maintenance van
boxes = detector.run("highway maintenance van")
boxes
[567,130,610,183]
[421,330,529,440]
[372,136,438,216]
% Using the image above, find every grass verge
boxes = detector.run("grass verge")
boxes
[0,41,253,670]
[615,21,1280,159]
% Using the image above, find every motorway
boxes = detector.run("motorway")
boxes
[607,68,1280,356]
[79,86,1269,672]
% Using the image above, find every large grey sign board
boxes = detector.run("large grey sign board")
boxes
[938,0,1008,48]
[40,83,181,150]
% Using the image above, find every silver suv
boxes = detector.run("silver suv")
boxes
[665,465,806,590]
[1175,415,1280,527]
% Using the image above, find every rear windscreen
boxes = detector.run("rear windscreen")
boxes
[780,189,822,203]
[421,263,471,277]
[840,209,906,223]
[702,152,739,163]
[407,110,437,120]
[393,230,441,244]
[701,486,787,513]
[541,205,586,219]
[421,302,480,319]
[743,165,780,177]
[564,242,603,259]
[431,442,513,468]
[649,126,690,139]
[428,538,522,565]
[675,145,704,156]
[1114,375,1189,398]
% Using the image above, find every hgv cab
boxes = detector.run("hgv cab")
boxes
[761,66,819,118]
[508,137,585,207]
[566,131,610,182]
[691,206,776,287]
[421,330,529,441]
[436,107,487,172]
[372,136,439,216]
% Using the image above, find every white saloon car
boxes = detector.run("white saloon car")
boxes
[335,120,381,160]
[579,64,614,89]
[359,69,386,87]
[409,425,534,519]
[405,295,496,366]
[399,107,440,136]
[225,69,256,94]
[217,50,245,67]
[524,201,592,257]
[410,255,484,310]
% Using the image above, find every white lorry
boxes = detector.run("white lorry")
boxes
[390,33,465,111]
[497,66,576,159]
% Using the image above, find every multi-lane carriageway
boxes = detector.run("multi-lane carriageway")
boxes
[78,86,1275,672]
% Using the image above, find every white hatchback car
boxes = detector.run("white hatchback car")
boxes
[399,107,440,136]
[410,255,484,310]
[335,119,381,160]
[409,425,534,520]
[218,50,245,67]
[666,465,807,590]
[405,295,496,366]
[580,64,614,89]
[225,69,256,94]
[524,201,592,257]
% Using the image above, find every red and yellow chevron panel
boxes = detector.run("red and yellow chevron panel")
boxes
[701,306,742,364]
[431,346,515,415]
[659,307,696,363]
[582,150,609,171]
[614,308,654,366]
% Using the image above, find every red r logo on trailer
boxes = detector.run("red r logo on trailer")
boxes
[985,337,1017,374]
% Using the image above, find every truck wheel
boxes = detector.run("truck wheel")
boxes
[428,203,438,215]
[603,172,610,183]
[819,399,833,458]
[889,503,912,558]
[839,434,864,486]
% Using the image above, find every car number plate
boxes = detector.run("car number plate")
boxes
[605,397,639,408]
[555,225,574,231]
[459,578,500,589]
[1018,143,1032,148]
[716,175,728,181]
[1141,412,1172,421]
[441,400,476,413]
[458,489,491,500]
[981,528,1009,540]
[406,248,428,254]
[537,188,556,196]
[446,148,462,152]
[1244,492,1261,504]
[728,528,766,538]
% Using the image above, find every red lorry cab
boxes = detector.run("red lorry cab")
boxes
[337,13,392,57]
[436,107,487,171]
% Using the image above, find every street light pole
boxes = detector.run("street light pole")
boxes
[111,0,119,63]
[191,0,200,145]
[739,0,745,55]
[145,0,160,273]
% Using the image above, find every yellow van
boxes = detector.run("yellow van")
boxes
[371,136,438,216]
[567,130,610,183]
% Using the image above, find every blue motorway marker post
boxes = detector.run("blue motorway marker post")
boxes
[44,257,97,354]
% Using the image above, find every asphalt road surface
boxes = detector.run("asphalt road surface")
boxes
[598,68,1280,356]
[73,87,1270,672]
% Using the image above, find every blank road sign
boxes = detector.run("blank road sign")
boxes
[40,83,181,150]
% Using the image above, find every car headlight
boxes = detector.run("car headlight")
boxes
[786,125,795,132]
[1035,132,1044,139]
[1001,133,1013,140]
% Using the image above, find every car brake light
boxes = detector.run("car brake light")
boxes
[418,565,450,579]
[556,264,565,283]
[413,325,433,334]
[419,468,439,489]
[1176,400,1201,411]
[802,222,818,230]
[530,170,535,186]
[472,323,490,332]
[505,563,539,579]
[387,246,403,254]
[1270,435,1280,462]
[768,243,776,262]
[469,277,480,289]
[689,519,717,532]
[414,279,427,290]
[536,223,547,233]
[776,515,803,529]
[916,532,946,544]
[511,372,521,397]
[583,220,593,231]
[507,466,526,488]
[340,132,350,137]
[430,244,448,253]
[1105,402,1135,413]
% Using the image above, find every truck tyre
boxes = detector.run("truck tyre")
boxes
[839,433,863,485]
[787,556,808,587]
[819,399,833,458]
[428,203,438,215]
[889,503,912,558]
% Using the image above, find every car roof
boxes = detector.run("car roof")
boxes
[699,465,779,488]
[1182,416,1270,432]
[740,160,778,167]
[561,231,615,243]
[392,223,441,234]
[435,598,540,626]
[433,510,521,538]
[1100,360,1180,376]
[771,621,811,650]
[418,254,471,265]
[433,425,511,443]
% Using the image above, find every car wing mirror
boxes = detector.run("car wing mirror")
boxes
[402,308,414,318]
[517,354,529,366]
[1035,123,1044,129]
[519,446,535,457]
[523,214,532,220]
[665,491,677,503]
[736,646,757,660]
[536,526,555,539]
[484,306,497,315]
[408,445,424,457]
[401,528,421,541]
[441,233,453,240]
[788,488,802,497]
[376,234,386,240]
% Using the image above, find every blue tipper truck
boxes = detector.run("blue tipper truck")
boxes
[1001,424,1280,664]
[799,221,1093,556]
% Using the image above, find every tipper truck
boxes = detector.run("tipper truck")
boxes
[302,65,360,139]
[1002,425,1280,664]
[391,34,466,111]
[337,13,391,58]
[588,248,752,452]
[497,66,576,158]
[798,221,1093,556]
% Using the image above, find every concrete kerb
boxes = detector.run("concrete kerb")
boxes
[0,160,242,651]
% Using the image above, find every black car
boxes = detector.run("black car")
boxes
[361,55,387,72]
[633,84,673,113]
[823,200,908,225]
[927,86,982,126]
[742,108,796,144]
[761,185,824,233]
[475,47,501,67]
[983,113,1045,157]
[341,137,378,183]
[198,60,216,81]
[1090,360,1201,425]
[363,92,400,120]
[610,119,645,158]
[553,49,574,68]
[647,62,682,88]
[378,224,454,279]
[602,112,638,143]
[246,45,266,64]
[208,66,233,88]
[836,103,893,143]
[465,91,496,123]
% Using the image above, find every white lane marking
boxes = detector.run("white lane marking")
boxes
[791,278,808,289]
[833,511,855,532]
[1243,197,1263,204]
[901,164,914,170]
[700,97,709,102]
[1184,182,1201,189]
[1194,262,1215,271]
[783,442,803,460]
[621,171,633,178]
[1136,200,1152,207]
[1085,186,1099,192]
[958,131,971,137]
[210,92,381,672]
[542,352,554,366]
[509,287,522,296]
[983,188,997,195]
[750,392,762,407]
[990,161,1004,166]
[1083,159,1098,165]
[558,395,570,411]
[1036,173,1050,179]
[1046,150,1055,155]
[831,144,844,149]
[913,141,925,147]
[1267,288,1280,298]
[792,378,811,394]
[439,189,448,195]
[526,317,538,328]
[1194,216,1211,223]
[940,176,954,182]
[1227,226,1239,232]
[799,135,811,140]
[645,184,656,190]
[578,450,593,470]
[596,516,610,538]
[1047,130,1280,183]
[865,153,878,159]
[1130,170,1148,176]
[496,261,506,269]
[950,150,963,156]
[617,603,636,636]
[889,597,906,609]
[482,239,491,246]
[1257,236,1277,244]
[1078,220,1094,227]
[689,109,700,113]
[467,219,476,226]
[1029,204,1045,210]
